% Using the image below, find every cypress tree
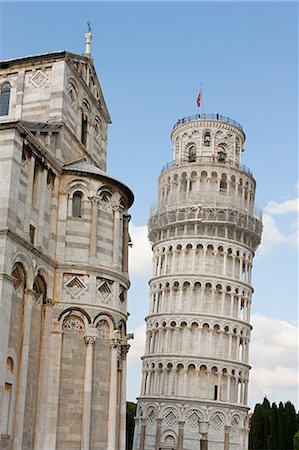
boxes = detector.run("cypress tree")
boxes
[126,401,137,450]
[294,431,299,450]
[278,401,287,450]
[250,403,266,449]
[284,401,298,450]
[270,402,279,450]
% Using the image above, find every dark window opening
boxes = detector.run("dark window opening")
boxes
[29,225,36,245]
[188,146,196,162]
[72,192,83,218]
[214,385,218,400]
[81,113,88,146]
[0,83,11,116]
[217,151,226,163]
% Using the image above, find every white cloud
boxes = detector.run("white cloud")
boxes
[249,314,299,409]
[128,223,152,276]
[257,197,299,256]
[265,198,299,215]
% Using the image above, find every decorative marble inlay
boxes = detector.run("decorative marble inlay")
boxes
[62,316,84,335]
[163,409,178,426]
[65,276,87,298]
[148,407,157,424]
[186,410,202,428]
[231,415,240,432]
[97,319,110,339]
[211,413,224,430]
[29,70,48,87]
[97,281,112,302]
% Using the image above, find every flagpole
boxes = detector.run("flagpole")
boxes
[201,83,203,115]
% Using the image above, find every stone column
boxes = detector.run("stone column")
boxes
[0,274,15,436]
[81,334,97,450]
[107,337,120,450]
[155,418,162,450]
[199,421,209,450]
[89,197,99,258]
[43,320,63,450]
[37,166,48,247]
[132,418,139,450]
[139,418,146,450]
[24,154,35,233]
[227,376,231,402]
[119,344,130,450]
[112,204,124,268]
[122,214,131,274]
[34,299,54,450]
[13,288,34,450]
[178,420,185,450]
[224,425,230,450]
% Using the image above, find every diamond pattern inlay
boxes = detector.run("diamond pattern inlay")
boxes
[211,413,224,430]
[65,276,87,298]
[164,409,178,426]
[29,70,48,87]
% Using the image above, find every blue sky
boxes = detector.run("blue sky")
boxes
[1,1,298,409]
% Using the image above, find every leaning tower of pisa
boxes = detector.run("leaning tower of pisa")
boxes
[133,113,263,450]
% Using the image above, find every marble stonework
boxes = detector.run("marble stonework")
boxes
[133,115,262,450]
[0,45,134,450]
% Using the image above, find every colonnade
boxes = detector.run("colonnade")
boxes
[150,282,251,322]
[159,168,255,212]
[145,323,250,363]
[153,244,252,284]
[141,362,249,405]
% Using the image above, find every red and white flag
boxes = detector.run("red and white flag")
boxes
[197,89,202,108]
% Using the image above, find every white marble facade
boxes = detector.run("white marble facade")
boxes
[0,44,134,450]
[133,115,262,450]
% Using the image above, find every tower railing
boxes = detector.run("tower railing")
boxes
[149,194,263,236]
[161,158,253,177]
[173,113,244,132]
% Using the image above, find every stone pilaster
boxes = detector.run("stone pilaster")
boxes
[122,214,131,273]
[89,197,99,258]
[107,337,121,450]
[178,420,185,450]
[13,288,34,450]
[119,344,130,450]
[112,204,124,269]
[33,298,54,450]
[154,418,162,450]
[224,425,230,450]
[81,334,97,450]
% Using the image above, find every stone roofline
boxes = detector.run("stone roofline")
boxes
[0,50,111,124]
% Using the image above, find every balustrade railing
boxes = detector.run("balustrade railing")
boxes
[161,158,253,177]
[173,113,244,131]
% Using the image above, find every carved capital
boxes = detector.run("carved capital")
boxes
[112,204,124,213]
[89,196,100,205]
[109,338,120,349]
[121,344,130,357]
[84,335,96,346]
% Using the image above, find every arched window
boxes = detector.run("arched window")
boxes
[204,132,211,147]
[72,191,83,218]
[217,146,226,162]
[0,83,11,116]
[188,145,196,162]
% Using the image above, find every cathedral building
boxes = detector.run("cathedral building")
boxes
[0,34,134,450]
[133,114,262,449]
